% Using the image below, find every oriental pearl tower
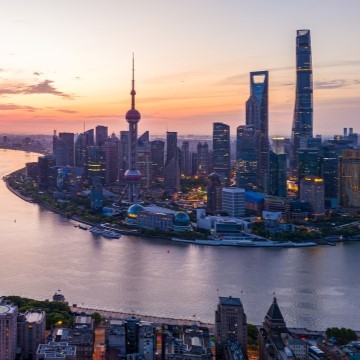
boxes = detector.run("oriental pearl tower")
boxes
[124,55,141,203]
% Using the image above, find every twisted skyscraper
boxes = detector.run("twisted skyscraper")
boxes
[291,29,313,178]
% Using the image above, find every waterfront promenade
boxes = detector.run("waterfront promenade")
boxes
[71,305,215,330]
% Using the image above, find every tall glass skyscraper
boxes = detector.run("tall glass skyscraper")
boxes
[246,71,269,191]
[291,29,313,177]
[212,122,231,187]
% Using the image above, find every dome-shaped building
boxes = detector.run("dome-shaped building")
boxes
[173,211,192,232]
[126,204,145,226]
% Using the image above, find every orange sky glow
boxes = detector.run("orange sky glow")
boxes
[1,1,360,137]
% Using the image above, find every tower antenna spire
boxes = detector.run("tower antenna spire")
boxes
[131,52,136,109]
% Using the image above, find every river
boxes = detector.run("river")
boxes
[0,149,359,329]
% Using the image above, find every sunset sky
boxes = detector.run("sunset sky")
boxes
[1,0,360,137]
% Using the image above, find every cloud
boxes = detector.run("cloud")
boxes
[315,79,360,89]
[24,80,74,99]
[33,71,43,76]
[56,109,77,114]
[0,79,74,99]
[0,103,38,112]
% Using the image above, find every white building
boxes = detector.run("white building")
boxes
[222,188,245,218]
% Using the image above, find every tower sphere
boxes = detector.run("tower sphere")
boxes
[126,109,141,123]
[124,169,142,182]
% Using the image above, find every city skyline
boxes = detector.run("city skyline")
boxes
[1,1,360,136]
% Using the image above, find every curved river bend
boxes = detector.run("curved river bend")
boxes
[0,150,359,329]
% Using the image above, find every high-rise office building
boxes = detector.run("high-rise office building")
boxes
[269,151,287,197]
[150,140,165,185]
[0,298,18,360]
[206,173,223,215]
[291,30,313,176]
[119,131,130,185]
[339,149,360,208]
[137,131,151,191]
[53,132,75,166]
[222,188,245,218]
[272,137,286,155]
[215,296,247,354]
[164,132,180,193]
[246,71,269,191]
[38,155,56,190]
[300,176,325,216]
[95,125,108,147]
[212,123,231,187]
[197,142,210,176]
[181,141,192,176]
[104,134,120,186]
[297,148,320,180]
[75,129,94,168]
[124,56,142,203]
[86,146,106,184]
[236,125,258,190]
[321,144,339,208]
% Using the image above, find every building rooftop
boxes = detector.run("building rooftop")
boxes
[25,309,45,323]
[37,342,76,357]
[219,296,242,306]
[265,297,285,324]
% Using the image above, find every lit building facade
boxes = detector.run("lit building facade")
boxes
[212,123,231,187]
[291,29,313,176]
[246,71,269,191]
[236,125,258,190]
[299,176,325,216]
[339,149,360,208]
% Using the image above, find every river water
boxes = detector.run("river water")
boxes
[0,149,359,329]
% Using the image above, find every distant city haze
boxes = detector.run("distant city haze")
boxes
[1,150,360,329]
[1,1,360,136]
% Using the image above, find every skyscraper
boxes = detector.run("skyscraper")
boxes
[206,173,222,215]
[164,132,180,193]
[339,149,360,208]
[104,134,120,186]
[197,142,210,176]
[246,71,269,191]
[53,132,75,166]
[212,123,231,186]
[300,176,325,216]
[95,125,108,146]
[215,296,247,354]
[236,125,258,190]
[181,141,191,176]
[124,56,142,203]
[150,140,165,185]
[291,30,313,176]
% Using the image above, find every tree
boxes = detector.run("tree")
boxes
[325,327,357,345]
[91,312,102,327]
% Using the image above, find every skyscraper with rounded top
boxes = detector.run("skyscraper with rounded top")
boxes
[291,29,313,177]
[124,55,142,203]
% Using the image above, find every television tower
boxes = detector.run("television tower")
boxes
[124,54,141,203]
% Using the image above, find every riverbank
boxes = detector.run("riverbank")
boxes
[4,165,360,248]
[71,304,215,330]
